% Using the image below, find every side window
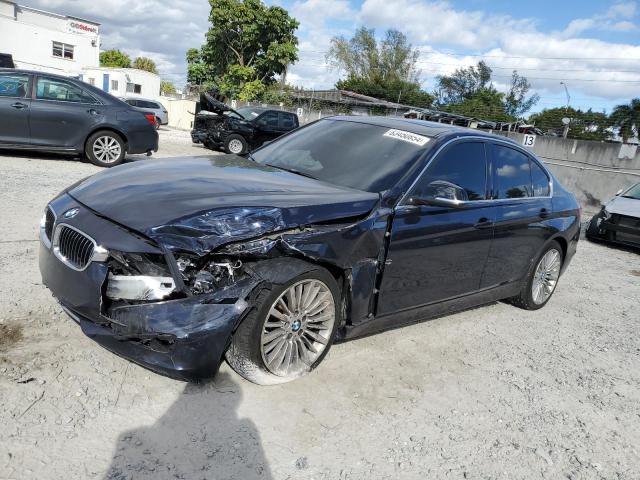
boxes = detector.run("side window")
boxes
[412,141,487,201]
[279,112,296,129]
[36,77,97,103]
[530,159,550,196]
[258,111,279,128]
[492,145,532,199]
[0,73,29,98]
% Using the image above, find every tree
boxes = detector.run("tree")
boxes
[434,61,492,105]
[504,71,540,117]
[435,61,538,118]
[193,0,299,100]
[528,107,611,141]
[160,80,177,95]
[133,57,158,74]
[610,98,640,143]
[326,28,433,107]
[443,88,513,123]
[99,49,131,68]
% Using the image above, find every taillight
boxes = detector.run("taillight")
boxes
[144,114,157,127]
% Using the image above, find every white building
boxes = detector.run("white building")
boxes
[0,0,100,76]
[81,67,161,99]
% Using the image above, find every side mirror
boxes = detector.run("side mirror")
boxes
[409,180,469,208]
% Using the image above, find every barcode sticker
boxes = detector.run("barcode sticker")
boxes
[383,129,430,146]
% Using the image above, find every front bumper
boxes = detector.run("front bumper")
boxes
[38,194,251,381]
[587,211,640,247]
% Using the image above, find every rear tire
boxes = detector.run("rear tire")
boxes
[508,240,563,310]
[85,130,125,167]
[224,134,248,155]
[225,266,340,385]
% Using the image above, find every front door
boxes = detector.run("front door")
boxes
[378,140,496,315]
[29,75,103,148]
[0,72,31,144]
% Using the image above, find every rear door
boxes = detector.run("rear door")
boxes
[29,75,104,148]
[254,111,281,144]
[480,142,553,289]
[0,72,32,144]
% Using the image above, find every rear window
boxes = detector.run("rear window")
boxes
[530,159,550,196]
[492,144,532,199]
[252,119,430,193]
[139,100,159,109]
[279,112,297,129]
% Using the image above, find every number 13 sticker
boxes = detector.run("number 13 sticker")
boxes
[523,134,536,147]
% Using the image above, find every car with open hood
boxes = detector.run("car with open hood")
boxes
[39,116,580,384]
[586,183,640,248]
[190,91,299,155]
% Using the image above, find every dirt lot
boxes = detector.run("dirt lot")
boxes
[1,129,639,480]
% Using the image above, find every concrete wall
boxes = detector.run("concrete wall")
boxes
[158,98,197,130]
[495,132,640,209]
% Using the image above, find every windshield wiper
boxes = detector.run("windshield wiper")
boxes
[264,164,318,180]
[621,195,638,199]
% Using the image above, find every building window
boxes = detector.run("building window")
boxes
[126,83,142,94]
[87,78,95,86]
[52,42,74,60]
[110,79,119,91]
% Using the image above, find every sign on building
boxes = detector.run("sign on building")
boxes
[523,134,536,148]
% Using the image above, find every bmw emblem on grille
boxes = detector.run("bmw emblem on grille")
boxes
[63,208,80,219]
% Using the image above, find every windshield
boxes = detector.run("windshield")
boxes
[229,107,262,120]
[251,119,431,192]
[622,183,640,200]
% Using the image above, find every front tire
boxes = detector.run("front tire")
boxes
[224,134,248,155]
[85,130,125,167]
[225,266,340,385]
[508,240,563,310]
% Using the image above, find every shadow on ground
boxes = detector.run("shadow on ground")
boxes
[103,373,271,480]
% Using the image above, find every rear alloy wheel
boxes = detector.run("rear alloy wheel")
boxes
[225,267,340,385]
[508,241,563,310]
[86,130,125,167]
[224,134,248,155]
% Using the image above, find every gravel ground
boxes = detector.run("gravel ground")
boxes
[1,129,639,480]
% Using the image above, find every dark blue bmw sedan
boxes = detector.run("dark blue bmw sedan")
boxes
[39,116,580,384]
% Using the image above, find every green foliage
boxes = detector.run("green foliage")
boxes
[435,61,492,105]
[132,57,158,74]
[99,49,131,68]
[187,0,299,100]
[443,88,513,123]
[327,27,432,108]
[160,80,177,95]
[528,107,611,141]
[504,70,540,118]
[610,98,640,143]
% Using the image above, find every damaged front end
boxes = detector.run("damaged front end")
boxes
[41,194,388,381]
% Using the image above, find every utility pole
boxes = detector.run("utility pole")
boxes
[560,82,571,139]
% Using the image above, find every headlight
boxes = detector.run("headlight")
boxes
[106,274,175,300]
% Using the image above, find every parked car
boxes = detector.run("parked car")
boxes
[39,116,580,384]
[0,69,158,167]
[122,97,168,128]
[586,183,640,248]
[191,92,299,154]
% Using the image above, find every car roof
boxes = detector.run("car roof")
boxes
[0,68,74,80]
[326,115,520,144]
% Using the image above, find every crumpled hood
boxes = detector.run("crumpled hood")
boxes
[68,156,379,252]
[606,196,640,217]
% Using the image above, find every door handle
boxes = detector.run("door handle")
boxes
[539,208,550,219]
[474,217,493,229]
[11,102,28,109]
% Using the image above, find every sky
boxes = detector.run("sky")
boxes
[22,0,640,114]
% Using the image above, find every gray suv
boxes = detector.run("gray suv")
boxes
[123,97,168,127]
[0,69,158,167]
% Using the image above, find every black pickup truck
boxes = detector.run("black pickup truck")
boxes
[191,92,299,155]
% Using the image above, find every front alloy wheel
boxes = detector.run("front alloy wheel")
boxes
[260,279,336,377]
[225,265,340,385]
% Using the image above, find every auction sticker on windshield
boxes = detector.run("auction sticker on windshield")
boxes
[383,129,430,146]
